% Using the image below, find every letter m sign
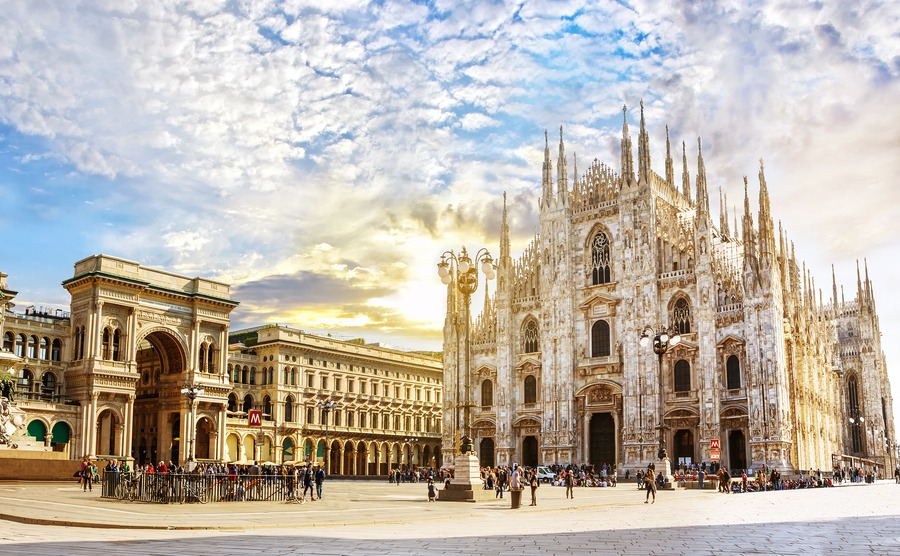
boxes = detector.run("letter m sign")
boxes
[248,410,262,426]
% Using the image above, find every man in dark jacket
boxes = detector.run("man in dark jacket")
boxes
[315,465,326,499]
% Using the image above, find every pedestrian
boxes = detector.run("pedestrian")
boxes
[80,458,92,492]
[644,463,657,504]
[564,469,575,499]
[529,469,539,506]
[303,465,316,501]
[698,468,705,490]
[427,479,436,502]
[315,465,326,499]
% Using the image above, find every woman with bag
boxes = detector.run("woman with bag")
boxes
[644,463,656,503]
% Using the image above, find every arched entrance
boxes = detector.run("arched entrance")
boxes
[479,437,495,467]
[133,329,188,464]
[50,421,71,452]
[195,417,213,460]
[589,412,615,469]
[728,430,747,472]
[96,409,120,457]
[674,429,694,466]
[522,436,539,468]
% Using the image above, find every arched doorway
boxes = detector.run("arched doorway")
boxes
[27,420,47,442]
[589,412,615,469]
[728,430,747,472]
[283,438,295,462]
[96,409,120,457]
[195,418,213,460]
[226,433,240,463]
[674,429,694,466]
[133,329,188,464]
[522,436,539,468]
[479,437,495,467]
[50,421,71,452]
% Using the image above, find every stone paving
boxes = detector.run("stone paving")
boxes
[0,479,898,554]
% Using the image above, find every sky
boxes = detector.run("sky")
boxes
[1,1,899,429]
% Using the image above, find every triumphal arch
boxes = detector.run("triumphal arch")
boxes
[62,255,237,465]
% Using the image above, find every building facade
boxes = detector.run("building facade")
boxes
[441,105,896,476]
[0,255,443,475]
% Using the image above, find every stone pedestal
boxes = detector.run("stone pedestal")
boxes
[438,452,495,502]
[658,456,682,490]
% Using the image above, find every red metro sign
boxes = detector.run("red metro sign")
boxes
[248,410,262,426]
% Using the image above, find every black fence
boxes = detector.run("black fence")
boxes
[101,472,302,504]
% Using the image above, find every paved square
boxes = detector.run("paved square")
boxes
[0,480,898,555]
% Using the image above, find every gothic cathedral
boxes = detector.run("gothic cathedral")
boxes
[441,103,896,476]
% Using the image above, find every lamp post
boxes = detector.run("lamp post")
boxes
[180,385,204,467]
[437,246,495,453]
[404,437,419,470]
[639,325,681,481]
[317,400,338,474]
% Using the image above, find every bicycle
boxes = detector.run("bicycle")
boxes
[181,480,210,504]
[284,489,305,504]
[115,473,141,502]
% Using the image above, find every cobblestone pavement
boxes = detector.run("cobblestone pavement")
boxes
[0,480,898,555]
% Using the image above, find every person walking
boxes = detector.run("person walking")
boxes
[80,458,92,492]
[564,469,575,499]
[698,468,705,490]
[528,469,539,506]
[314,465,326,499]
[302,465,316,501]
[644,463,657,504]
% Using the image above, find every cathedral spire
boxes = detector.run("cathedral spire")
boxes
[621,105,635,187]
[719,187,730,237]
[742,176,756,255]
[832,264,839,310]
[557,125,568,201]
[681,141,691,201]
[695,137,710,220]
[665,125,674,188]
[500,192,511,267]
[572,152,579,190]
[757,159,776,261]
[542,130,553,206]
[638,99,651,185]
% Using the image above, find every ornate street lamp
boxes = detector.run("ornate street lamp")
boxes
[437,246,495,453]
[180,385,204,466]
[317,400,338,474]
[639,325,681,477]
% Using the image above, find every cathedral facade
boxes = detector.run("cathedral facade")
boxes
[441,104,896,476]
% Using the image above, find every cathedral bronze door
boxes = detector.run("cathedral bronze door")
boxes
[480,438,495,467]
[589,413,615,469]
[674,429,694,465]
[522,436,539,468]
[728,430,747,472]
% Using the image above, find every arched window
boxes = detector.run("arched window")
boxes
[112,330,121,361]
[285,396,294,423]
[207,344,215,373]
[51,339,62,362]
[726,355,741,389]
[249,368,256,385]
[17,369,34,398]
[263,395,272,418]
[522,320,540,353]
[2,332,12,352]
[591,320,611,357]
[591,231,612,284]
[284,368,290,384]
[14,334,25,357]
[227,393,238,412]
[101,329,110,360]
[242,366,249,384]
[524,375,537,404]
[242,394,253,413]
[39,337,49,360]
[481,379,493,407]
[198,344,207,372]
[41,372,56,401]
[27,335,37,359]
[674,360,691,392]
[672,298,691,335]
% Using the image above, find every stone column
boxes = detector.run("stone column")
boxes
[124,394,135,460]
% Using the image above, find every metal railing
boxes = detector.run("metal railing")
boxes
[101,472,304,504]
